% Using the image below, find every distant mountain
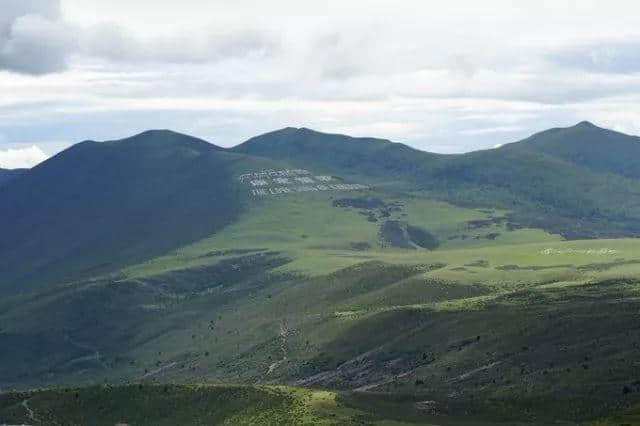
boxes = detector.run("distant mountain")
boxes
[503,121,640,178]
[234,123,640,239]
[0,167,26,187]
[5,124,640,423]
[0,130,277,293]
[233,127,438,179]
[4,122,640,293]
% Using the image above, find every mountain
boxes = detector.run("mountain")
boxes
[4,123,640,424]
[504,121,640,178]
[0,384,435,425]
[234,123,640,238]
[233,126,438,179]
[0,130,278,294]
[5,122,640,290]
[0,167,26,187]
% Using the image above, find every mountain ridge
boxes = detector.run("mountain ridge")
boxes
[0,130,279,293]
[502,121,640,178]
[3,122,640,424]
[233,121,640,239]
[2,121,640,292]
[0,167,26,186]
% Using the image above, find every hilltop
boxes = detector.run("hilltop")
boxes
[5,121,640,290]
[0,130,280,292]
[235,122,640,238]
[503,120,640,178]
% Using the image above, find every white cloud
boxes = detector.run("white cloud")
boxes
[460,126,524,136]
[3,0,640,152]
[0,145,48,168]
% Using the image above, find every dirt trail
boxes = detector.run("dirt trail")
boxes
[354,370,414,392]
[140,362,177,379]
[267,320,289,374]
[293,344,387,387]
[21,398,38,424]
[65,334,109,370]
[446,361,503,383]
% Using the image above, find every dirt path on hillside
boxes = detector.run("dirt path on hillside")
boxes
[140,362,177,379]
[267,320,290,374]
[21,398,38,424]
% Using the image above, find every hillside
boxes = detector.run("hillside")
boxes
[4,122,639,293]
[3,123,640,424]
[0,167,26,187]
[233,126,440,179]
[503,121,640,178]
[233,123,640,238]
[0,384,457,425]
[0,130,279,294]
[3,234,640,423]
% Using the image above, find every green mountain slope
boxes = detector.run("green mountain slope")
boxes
[504,120,640,178]
[4,123,640,424]
[0,384,427,426]
[233,123,640,238]
[234,127,438,179]
[3,237,640,423]
[0,130,278,294]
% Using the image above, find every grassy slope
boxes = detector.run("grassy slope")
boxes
[4,124,640,423]
[504,120,640,179]
[2,185,640,423]
[128,190,561,278]
[0,131,284,294]
[232,124,640,239]
[0,384,419,426]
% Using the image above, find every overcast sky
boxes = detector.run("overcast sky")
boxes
[2,0,640,168]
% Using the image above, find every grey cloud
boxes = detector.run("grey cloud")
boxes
[80,24,278,65]
[549,42,640,74]
[0,0,72,74]
[0,0,277,75]
[447,54,478,79]
[0,0,60,27]
[1,14,74,74]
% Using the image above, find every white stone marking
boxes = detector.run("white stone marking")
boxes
[294,176,315,184]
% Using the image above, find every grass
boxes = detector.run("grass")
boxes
[232,124,640,240]
[0,384,422,425]
[123,189,565,278]
[3,179,640,424]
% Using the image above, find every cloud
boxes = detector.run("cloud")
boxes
[79,24,277,65]
[0,0,277,75]
[5,0,640,153]
[1,14,75,75]
[549,42,640,74]
[459,126,524,136]
[0,0,74,75]
[0,145,47,168]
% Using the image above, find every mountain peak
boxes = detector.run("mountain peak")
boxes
[573,120,598,129]
[505,120,640,179]
[99,129,221,152]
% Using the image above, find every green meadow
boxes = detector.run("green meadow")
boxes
[3,187,639,424]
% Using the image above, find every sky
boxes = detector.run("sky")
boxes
[2,0,640,168]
